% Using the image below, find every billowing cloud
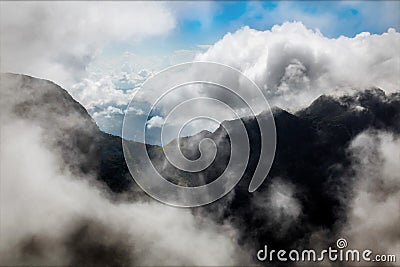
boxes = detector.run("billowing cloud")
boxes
[147,116,165,129]
[0,121,251,265]
[341,131,400,262]
[0,2,176,87]
[70,76,137,111]
[92,106,124,119]
[253,178,302,236]
[197,22,400,112]
[68,74,143,136]
[119,22,399,143]
[67,50,204,138]
[0,74,252,266]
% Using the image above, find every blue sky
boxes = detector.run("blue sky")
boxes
[103,1,400,56]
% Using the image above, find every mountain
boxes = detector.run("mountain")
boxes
[0,73,134,193]
[144,87,400,252]
[2,73,399,262]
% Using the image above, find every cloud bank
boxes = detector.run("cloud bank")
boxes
[197,22,400,112]
[0,2,175,87]
[0,74,252,266]
[74,22,400,139]
[341,131,400,263]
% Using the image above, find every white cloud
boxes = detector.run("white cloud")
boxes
[253,179,302,236]
[125,106,145,116]
[197,44,213,50]
[341,131,400,261]
[92,106,124,119]
[0,2,176,87]
[70,22,400,141]
[147,116,165,129]
[196,22,400,112]
[70,76,136,112]
[67,48,202,137]
[0,120,251,266]
[118,22,399,143]
[0,73,252,265]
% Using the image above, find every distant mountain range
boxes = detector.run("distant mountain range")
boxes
[2,73,399,261]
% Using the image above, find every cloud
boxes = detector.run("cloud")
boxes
[340,131,400,262]
[52,21,399,146]
[196,22,400,112]
[86,22,399,143]
[67,74,142,137]
[67,49,204,138]
[0,1,182,139]
[92,106,124,119]
[0,2,176,87]
[125,106,145,116]
[147,116,165,129]
[0,122,250,265]
[253,178,302,237]
[70,77,136,111]
[120,22,399,143]
[0,74,252,266]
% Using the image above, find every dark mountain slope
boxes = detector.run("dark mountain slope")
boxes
[169,88,400,253]
[1,73,101,175]
[2,73,399,263]
[0,73,134,193]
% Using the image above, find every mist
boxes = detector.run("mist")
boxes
[0,74,252,266]
[341,131,400,264]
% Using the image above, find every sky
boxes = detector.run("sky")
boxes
[1,1,399,143]
[102,1,400,56]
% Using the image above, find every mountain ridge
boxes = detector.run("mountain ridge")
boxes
[2,73,399,258]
